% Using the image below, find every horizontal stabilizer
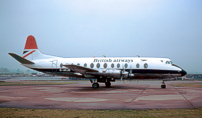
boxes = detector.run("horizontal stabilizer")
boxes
[8,53,34,64]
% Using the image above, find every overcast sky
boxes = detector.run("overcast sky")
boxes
[0,0,202,74]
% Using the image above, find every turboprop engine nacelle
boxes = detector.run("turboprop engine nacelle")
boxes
[86,69,123,79]
[99,69,129,79]
[99,69,121,74]
[98,69,122,78]
[122,71,129,78]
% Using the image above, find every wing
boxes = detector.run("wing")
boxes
[62,64,123,79]
[62,64,98,74]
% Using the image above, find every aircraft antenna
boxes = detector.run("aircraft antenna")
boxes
[102,55,106,58]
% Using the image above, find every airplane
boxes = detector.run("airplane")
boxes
[9,35,187,89]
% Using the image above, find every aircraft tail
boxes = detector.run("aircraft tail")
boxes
[9,35,55,64]
[22,35,54,60]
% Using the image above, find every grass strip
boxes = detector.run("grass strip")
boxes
[0,108,201,118]
[172,83,202,88]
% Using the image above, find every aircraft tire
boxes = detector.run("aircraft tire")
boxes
[92,83,99,88]
[161,85,166,89]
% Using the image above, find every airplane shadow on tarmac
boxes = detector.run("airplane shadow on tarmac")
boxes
[70,84,162,92]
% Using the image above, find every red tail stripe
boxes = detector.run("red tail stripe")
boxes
[24,35,38,49]
[23,50,36,58]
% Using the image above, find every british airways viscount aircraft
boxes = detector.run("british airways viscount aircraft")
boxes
[9,35,187,89]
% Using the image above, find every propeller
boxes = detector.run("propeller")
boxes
[60,63,63,71]
[121,64,126,84]
[129,69,132,82]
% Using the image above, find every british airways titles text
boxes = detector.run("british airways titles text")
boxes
[93,59,133,63]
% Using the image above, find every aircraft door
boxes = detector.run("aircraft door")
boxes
[50,60,58,72]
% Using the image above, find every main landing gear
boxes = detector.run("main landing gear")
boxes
[92,83,99,88]
[90,79,111,88]
[105,82,111,88]
[90,79,99,89]
[161,80,166,89]
[91,82,112,88]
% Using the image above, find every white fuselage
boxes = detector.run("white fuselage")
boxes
[23,56,184,79]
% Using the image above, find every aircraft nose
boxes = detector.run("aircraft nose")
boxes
[181,69,187,76]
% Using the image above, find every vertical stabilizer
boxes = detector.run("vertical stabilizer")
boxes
[22,35,54,60]
[24,35,38,50]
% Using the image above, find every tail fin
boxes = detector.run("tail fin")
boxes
[23,35,38,55]
[22,35,54,60]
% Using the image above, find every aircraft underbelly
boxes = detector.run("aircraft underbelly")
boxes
[31,68,181,79]
[129,73,181,79]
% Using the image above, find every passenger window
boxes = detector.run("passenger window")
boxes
[111,63,114,68]
[144,63,148,69]
[90,63,94,68]
[77,63,80,66]
[136,63,140,68]
[125,63,128,68]
[84,63,87,67]
[117,63,120,68]
[103,63,107,68]
[96,63,100,68]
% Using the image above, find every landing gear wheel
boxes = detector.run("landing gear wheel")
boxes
[92,83,99,88]
[105,82,111,88]
[161,85,166,89]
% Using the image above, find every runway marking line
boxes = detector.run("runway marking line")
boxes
[174,87,196,108]
[121,85,149,110]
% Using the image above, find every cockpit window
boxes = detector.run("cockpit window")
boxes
[166,61,170,64]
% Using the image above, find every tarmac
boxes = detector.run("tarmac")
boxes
[0,79,202,110]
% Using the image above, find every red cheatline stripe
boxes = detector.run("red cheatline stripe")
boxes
[23,50,36,58]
